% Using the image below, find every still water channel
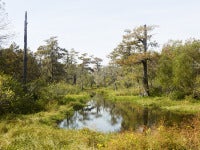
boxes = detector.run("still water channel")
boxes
[59,95,193,133]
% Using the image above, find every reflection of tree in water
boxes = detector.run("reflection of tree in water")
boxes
[60,95,194,132]
[63,111,81,129]
[87,98,151,131]
[109,103,118,125]
[79,111,90,121]
[95,99,101,115]
[94,96,122,126]
[110,114,118,125]
[118,103,164,131]
[119,103,144,131]
[115,101,194,131]
[143,107,148,126]
[119,103,143,130]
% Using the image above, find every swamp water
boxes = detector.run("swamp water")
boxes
[59,96,193,133]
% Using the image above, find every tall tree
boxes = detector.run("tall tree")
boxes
[36,37,64,82]
[77,53,92,90]
[91,57,103,72]
[110,25,157,95]
[142,25,149,95]
[62,48,79,84]
[91,56,103,87]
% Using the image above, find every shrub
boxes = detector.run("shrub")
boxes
[0,73,23,114]
[59,94,89,105]
[0,73,41,114]
[38,82,81,101]
[169,91,186,100]
[149,86,162,96]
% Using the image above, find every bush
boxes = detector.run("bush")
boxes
[12,94,42,114]
[0,73,22,114]
[169,91,186,100]
[38,82,81,101]
[150,86,162,96]
[0,73,41,114]
[59,94,89,105]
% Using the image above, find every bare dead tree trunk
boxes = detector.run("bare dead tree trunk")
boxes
[23,11,28,86]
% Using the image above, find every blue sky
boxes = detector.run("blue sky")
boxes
[3,0,200,64]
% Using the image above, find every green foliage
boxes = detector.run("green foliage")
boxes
[173,51,195,94]
[157,39,200,99]
[38,82,81,101]
[0,73,23,114]
[0,119,110,150]
[169,91,186,100]
[70,102,85,111]
[60,94,89,105]
[29,81,90,112]
[0,73,41,114]
[149,86,162,96]
[104,91,200,114]
[0,43,40,82]
[109,25,158,96]
[157,52,173,92]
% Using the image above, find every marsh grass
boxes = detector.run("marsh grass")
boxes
[0,89,200,149]
[0,114,110,150]
[104,117,200,150]
[1,114,199,150]
[103,89,200,114]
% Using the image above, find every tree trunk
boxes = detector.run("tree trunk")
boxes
[142,60,149,96]
[73,74,76,85]
[142,24,150,96]
[81,81,84,91]
[23,11,27,85]
[114,81,117,91]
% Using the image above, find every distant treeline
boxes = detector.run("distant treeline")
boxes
[1,25,200,115]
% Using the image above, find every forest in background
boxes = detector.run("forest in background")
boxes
[1,24,200,114]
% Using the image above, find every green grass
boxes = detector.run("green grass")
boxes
[104,89,200,114]
[1,89,200,149]
[0,111,200,149]
[0,102,111,150]
[0,118,109,149]
[59,93,90,105]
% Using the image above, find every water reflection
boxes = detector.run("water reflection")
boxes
[59,98,122,132]
[59,95,193,133]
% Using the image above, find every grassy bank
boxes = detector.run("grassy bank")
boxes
[0,110,200,149]
[96,88,200,114]
[0,115,110,149]
[0,88,200,149]
[109,96,200,114]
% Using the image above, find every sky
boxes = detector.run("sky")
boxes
[3,0,200,64]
